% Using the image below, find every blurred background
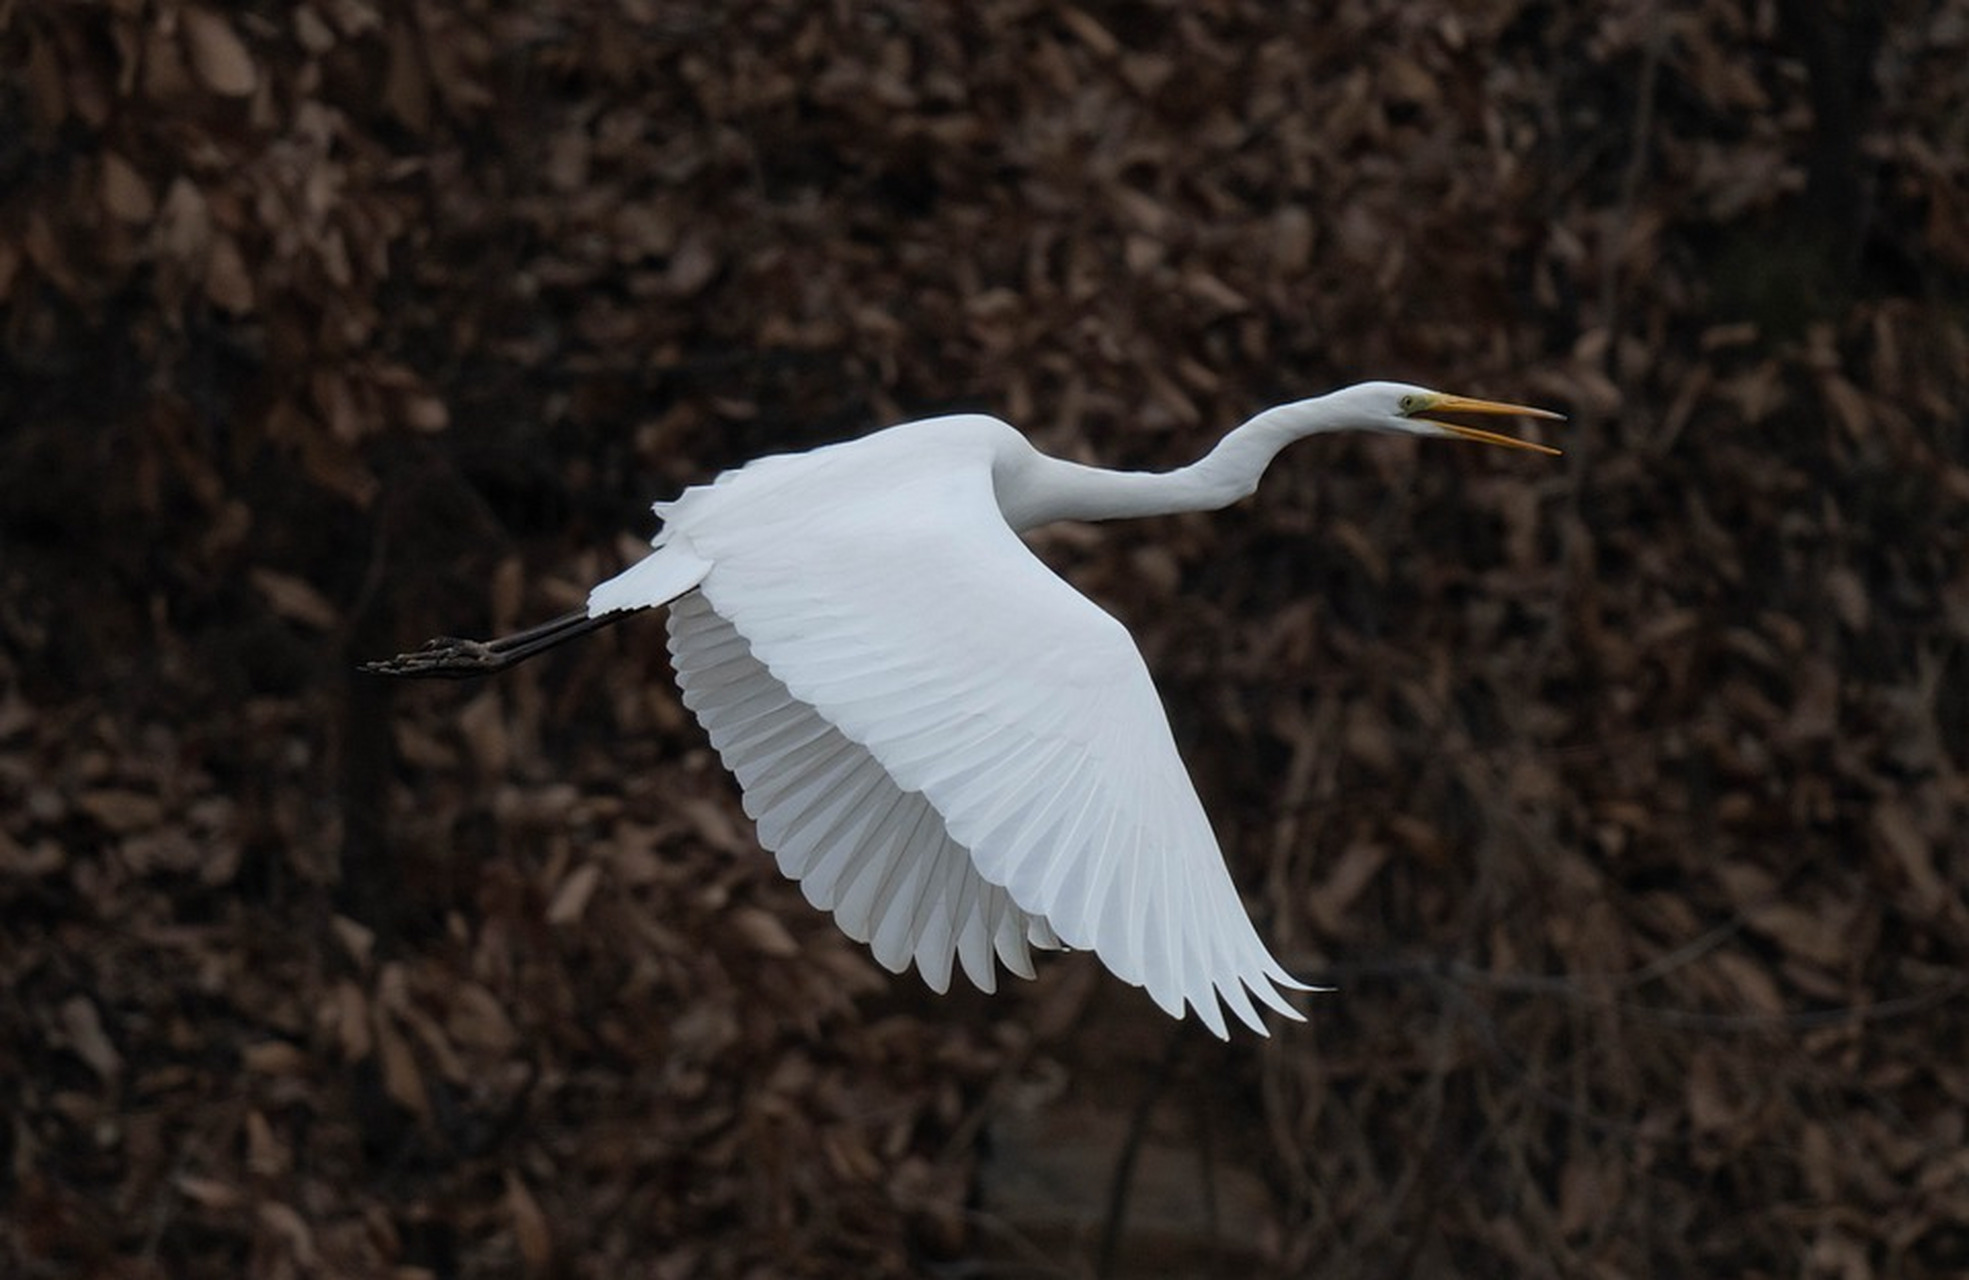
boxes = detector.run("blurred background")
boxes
[3,1,1967,1276]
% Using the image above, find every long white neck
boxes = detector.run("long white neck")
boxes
[1000,398,1348,531]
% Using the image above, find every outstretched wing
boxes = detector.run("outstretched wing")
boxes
[668,589,1064,995]
[667,443,1308,1036]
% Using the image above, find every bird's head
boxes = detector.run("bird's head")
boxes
[1333,381,1565,455]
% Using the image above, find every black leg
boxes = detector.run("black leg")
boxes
[358,607,641,679]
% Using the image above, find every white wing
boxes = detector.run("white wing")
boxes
[669,589,1063,994]
[662,439,1308,1036]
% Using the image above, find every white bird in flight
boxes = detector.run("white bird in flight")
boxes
[367,382,1562,1037]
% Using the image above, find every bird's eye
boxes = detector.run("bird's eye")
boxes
[1398,394,1423,414]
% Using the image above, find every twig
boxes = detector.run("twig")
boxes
[1095,1025,1186,1280]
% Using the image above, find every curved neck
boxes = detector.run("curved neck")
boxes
[1003,399,1338,530]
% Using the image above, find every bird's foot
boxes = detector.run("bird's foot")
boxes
[358,635,508,679]
[359,608,634,680]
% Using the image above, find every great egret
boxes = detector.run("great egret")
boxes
[366,382,1561,1036]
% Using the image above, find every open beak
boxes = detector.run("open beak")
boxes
[1411,394,1565,456]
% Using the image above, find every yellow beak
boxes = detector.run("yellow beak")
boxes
[1411,394,1565,456]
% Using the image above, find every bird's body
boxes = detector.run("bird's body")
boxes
[369,383,1560,1037]
[592,412,1310,1037]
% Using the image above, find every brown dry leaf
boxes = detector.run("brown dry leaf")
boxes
[182,7,258,98]
[174,1174,245,1211]
[241,1040,309,1076]
[447,982,518,1054]
[1686,1049,1739,1135]
[731,905,801,958]
[1799,1123,1840,1200]
[77,789,163,834]
[1270,206,1315,273]
[371,1008,431,1120]
[121,829,200,878]
[1711,951,1785,1017]
[256,1201,318,1266]
[293,6,336,55]
[547,128,591,193]
[1872,802,1947,918]
[331,915,376,968]
[290,415,381,505]
[546,861,603,925]
[245,1109,288,1177]
[0,694,36,739]
[315,0,384,38]
[1385,54,1442,107]
[1806,1230,1873,1280]
[1822,567,1869,631]
[312,370,365,442]
[821,1124,884,1182]
[20,212,78,299]
[490,556,525,633]
[60,996,122,1083]
[156,177,212,265]
[457,691,511,775]
[392,721,456,770]
[613,202,680,260]
[327,981,372,1062]
[203,233,255,313]
[1057,7,1120,57]
[1781,659,1840,744]
[1339,705,1394,774]
[0,830,64,876]
[402,391,449,432]
[1182,269,1250,314]
[678,796,752,855]
[99,153,155,223]
[1307,842,1389,935]
[1556,1154,1620,1238]
[665,232,721,296]
[1819,375,1873,439]
[23,30,66,129]
[395,995,469,1086]
[504,1169,553,1275]
[1716,860,1778,909]
[249,567,339,630]
[139,17,197,101]
[1744,900,1850,971]
[383,18,431,132]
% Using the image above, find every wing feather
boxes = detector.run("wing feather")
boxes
[667,590,1057,996]
[668,440,1308,1036]
[989,884,1036,977]
[898,830,969,988]
[861,806,941,968]
[773,758,891,872]
[951,873,996,992]
[836,798,934,946]
[798,785,906,911]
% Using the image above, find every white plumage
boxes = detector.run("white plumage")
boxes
[631,417,1304,1035]
[375,382,1560,1037]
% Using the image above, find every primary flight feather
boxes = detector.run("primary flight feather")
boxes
[367,381,1562,1037]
